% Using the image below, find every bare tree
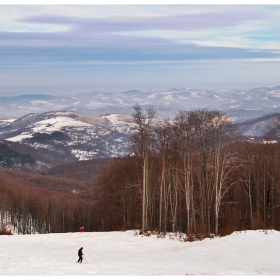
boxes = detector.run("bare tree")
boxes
[131,105,156,232]
[188,109,240,234]
[154,120,171,233]
[173,111,195,234]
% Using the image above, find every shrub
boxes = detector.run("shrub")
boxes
[0,226,10,235]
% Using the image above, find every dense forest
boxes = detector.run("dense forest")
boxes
[0,169,102,234]
[1,107,280,237]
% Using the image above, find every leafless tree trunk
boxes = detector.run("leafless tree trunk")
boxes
[131,105,156,232]
[174,111,195,234]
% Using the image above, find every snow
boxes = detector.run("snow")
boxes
[0,119,16,123]
[72,101,80,105]
[32,117,93,133]
[190,91,198,96]
[148,93,158,98]
[179,96,191,100]
[6,116,95,142]
[30,100,50,105]
[0,230,280,276]
[71,149,98,160]
[163,94,173,100]
[101,114,135,134]
[6,132,33,142]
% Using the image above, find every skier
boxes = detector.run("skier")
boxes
[80,226,84,233]
[77,247,83,263]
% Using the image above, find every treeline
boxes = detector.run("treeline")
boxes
[2,107,280,236]
[94,107,280,235]
[0,170,101,234]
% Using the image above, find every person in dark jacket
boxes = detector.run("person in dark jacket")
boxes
[77,247,83,263]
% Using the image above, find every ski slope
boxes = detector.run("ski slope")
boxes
[0,230,279,276]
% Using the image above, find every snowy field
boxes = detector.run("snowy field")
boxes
[1,230,280,276]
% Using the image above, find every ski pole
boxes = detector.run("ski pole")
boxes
[83,255,88,263]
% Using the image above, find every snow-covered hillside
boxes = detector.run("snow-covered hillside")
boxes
[0,111,136,161]
[0,230,279,276]
[237,113,278,137]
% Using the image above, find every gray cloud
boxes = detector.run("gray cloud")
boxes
[0,42,278,72]
[0,9,268,52]
[20,11,266,33]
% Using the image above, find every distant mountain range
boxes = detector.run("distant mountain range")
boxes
[0,85,280,173]
[1,86,280,122]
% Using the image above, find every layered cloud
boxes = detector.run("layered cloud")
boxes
[0,5,280,92]
[19,10,265,32]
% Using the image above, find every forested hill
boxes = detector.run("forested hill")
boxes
[0,169,94,196]
[0,168,103,233]
[0,140,35,168]
[0,156,115,196]
[42,157,114,184]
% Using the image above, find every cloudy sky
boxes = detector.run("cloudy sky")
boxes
[0,3,280,94]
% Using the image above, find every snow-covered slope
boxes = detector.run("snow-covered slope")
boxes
[237,113,278,137]
[0,230,279,275]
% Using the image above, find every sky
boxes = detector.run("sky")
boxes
[1,2,280,94]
